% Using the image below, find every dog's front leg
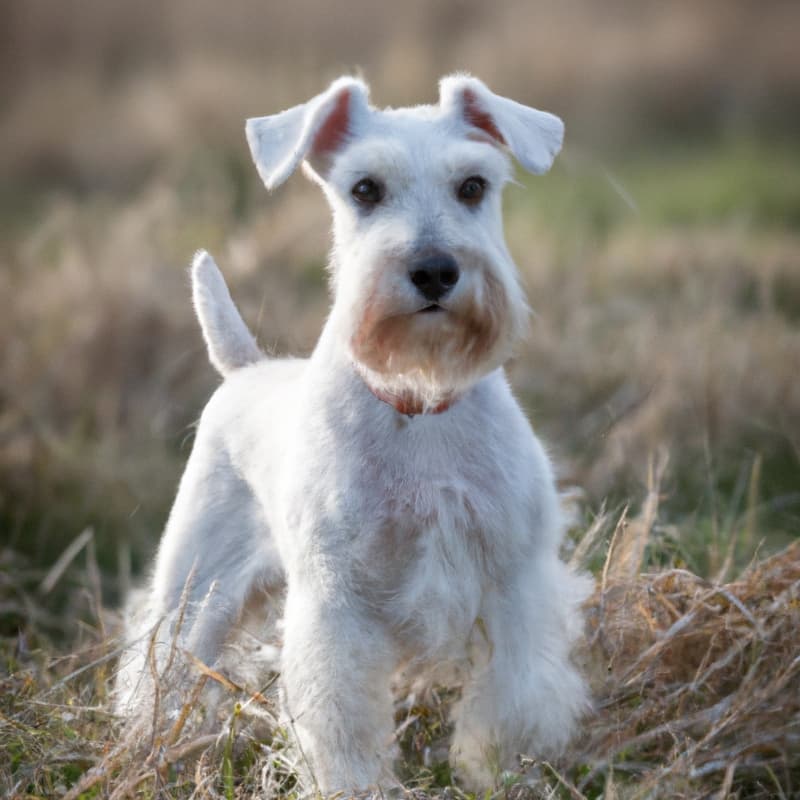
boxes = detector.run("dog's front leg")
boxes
[451,555,591,788]
[280,575,397,794]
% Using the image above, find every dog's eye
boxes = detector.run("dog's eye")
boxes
[457,176,487,205]
[351,178,384,207]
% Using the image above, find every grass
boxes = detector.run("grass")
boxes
[3,504,798,798]
[525,140,800,235]
[0,26,800,799]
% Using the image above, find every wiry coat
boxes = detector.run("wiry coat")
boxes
[115,74,591,793]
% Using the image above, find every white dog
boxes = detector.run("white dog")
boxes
[115,74,591,793]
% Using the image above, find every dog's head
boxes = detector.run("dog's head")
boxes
[246,75,563,412]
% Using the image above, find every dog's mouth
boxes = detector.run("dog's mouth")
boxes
[418,304,444,314]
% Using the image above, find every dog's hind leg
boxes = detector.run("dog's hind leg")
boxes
[156,443,279,657]
[115,414,281,714]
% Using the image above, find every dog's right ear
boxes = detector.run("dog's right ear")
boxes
[246,77,370,190]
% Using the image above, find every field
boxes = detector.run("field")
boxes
[1,2,799,798]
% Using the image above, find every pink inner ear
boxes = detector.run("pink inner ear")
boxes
[312,89,352,157]
[462,88,506,145]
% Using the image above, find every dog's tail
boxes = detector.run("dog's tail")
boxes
[191,250,265,376]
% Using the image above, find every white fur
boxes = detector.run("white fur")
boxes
[192,251,263,376]
[116,74,591,793]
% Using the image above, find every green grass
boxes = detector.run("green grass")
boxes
[520,139,800,238]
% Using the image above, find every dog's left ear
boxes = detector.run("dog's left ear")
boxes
[246,76,371,190]
[439,74,564,175]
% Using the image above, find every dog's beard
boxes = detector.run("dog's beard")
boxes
[350,270,523,410]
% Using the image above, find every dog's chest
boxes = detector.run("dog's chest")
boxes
[348,417,522,646]
[276,378,547,649]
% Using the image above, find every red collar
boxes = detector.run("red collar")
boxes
[365,383,455,417]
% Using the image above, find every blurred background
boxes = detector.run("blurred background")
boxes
[2,0,799,626]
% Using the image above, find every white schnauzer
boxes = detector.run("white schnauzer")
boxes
[115,74,591,793]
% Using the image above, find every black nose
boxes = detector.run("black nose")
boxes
[409,253,460,303]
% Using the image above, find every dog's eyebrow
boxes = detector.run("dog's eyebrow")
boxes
[332,138,412,181]
[441,142,512,182]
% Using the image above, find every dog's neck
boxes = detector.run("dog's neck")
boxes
[362,380,455,417]
[319,315,459,417]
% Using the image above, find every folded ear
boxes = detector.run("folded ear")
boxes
[439,74,564,175]
[246,76,370,190]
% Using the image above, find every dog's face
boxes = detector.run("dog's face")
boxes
[322,112,529,410]
[246,76,564,410]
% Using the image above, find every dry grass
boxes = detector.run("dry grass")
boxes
[581,541,800,798]
[571,466,800,798]
[2,505,798,799]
